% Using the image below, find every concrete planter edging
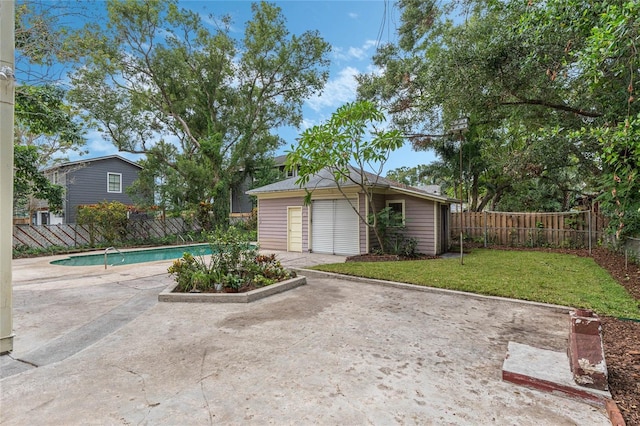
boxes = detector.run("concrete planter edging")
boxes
[158,276,306,303]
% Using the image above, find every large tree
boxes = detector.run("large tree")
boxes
[13,1,91,218]
[286,100,404,250]
[357,0,631,215]
[69,0,331,225]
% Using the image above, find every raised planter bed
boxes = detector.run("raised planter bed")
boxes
[158,276,306,303]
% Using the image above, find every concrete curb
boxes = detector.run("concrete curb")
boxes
[292,268,574,313]
[158,276,306,303]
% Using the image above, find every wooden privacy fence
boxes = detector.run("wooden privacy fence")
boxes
[451,211,607,249]
[12,217,199,250]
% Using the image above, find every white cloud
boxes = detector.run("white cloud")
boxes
[348,12,358,19]
[332,39,378,62]
[306,66,359,112]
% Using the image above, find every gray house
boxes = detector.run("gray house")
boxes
[230,154,297,217]
[37,155,142,225]
[247,167,453,256]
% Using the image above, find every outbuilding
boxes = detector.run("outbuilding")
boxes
[247,168,453,256]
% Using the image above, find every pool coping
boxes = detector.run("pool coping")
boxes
[158,275,307,303]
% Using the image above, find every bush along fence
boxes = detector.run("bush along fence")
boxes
[451,211,608,250]
[12,217,201,250]
[622,237,640,266]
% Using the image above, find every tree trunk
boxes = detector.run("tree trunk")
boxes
[470,173,479,211]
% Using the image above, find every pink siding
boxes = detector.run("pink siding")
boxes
[368,194,387,252]
[257,197,308,251]
[359,193,367,254]
[403,197,436,255]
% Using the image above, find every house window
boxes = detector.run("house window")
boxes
[107,172,122,193]
[52,171,59,184]
[386,199,405,225]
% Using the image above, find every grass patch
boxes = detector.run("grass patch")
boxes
[311,249,640,320]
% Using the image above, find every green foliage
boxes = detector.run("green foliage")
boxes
[386,165,440,187]
[168,226,293,292]
[167,252,204,292]
[313,249,640,320]
[76,201,129,246]
[13,145,64,214]
[286,100,404,249]
[370,206,419,257]
[207,226,257,277]
[357,0,638,216]
[588,115,640,238]
[14,84,86,164]
[69,0,331,225]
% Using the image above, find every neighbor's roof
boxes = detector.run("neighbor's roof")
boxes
[247,166,454,204]
[272,154,288,167]
[44,155,142,171]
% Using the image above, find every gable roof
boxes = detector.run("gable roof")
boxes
[44,155,142,172]
[247,166,453,204]
[272,154,288,167]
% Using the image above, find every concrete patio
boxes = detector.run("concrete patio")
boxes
[0,250,610,425]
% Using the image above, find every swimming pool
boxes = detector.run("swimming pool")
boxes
[51,244,212,267]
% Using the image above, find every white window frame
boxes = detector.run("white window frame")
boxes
[52,171,59,185]
[107,172,122,193]
[386,199,406,225]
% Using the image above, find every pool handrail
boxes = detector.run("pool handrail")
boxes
[177,234,194,244]
[104,247,125,269]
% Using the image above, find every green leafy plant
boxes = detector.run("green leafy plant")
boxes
[253,275,275,287]
[167,252,200,292]
[77,201,130,246]
[223,273,244,291]
[369,207,419,257]
[167,226,293,292]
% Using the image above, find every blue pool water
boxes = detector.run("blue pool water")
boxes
[51,244,212,267]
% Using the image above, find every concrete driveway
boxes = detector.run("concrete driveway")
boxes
[1,250,610,425]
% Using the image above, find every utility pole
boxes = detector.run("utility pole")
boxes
[0,0,15,354]
[450,118,468,266]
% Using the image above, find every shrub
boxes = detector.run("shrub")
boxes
[77,201,129,245]
[370,207,420,257]
[168,226,293,292]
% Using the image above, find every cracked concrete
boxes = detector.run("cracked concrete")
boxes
[0,250,610,425]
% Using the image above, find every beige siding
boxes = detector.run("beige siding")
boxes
[257,197,307,251]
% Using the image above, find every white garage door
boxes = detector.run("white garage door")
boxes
[311,199,359,255]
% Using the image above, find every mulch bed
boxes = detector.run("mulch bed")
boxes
[590,248,640,426]
[350,245,640,425]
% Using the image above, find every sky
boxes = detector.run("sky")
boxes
[66,0,438,175]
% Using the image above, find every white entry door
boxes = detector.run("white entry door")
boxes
[311,199,359,255]
[287,207,303,252]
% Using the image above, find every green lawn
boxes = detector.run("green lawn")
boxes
[311,249,640,320]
